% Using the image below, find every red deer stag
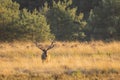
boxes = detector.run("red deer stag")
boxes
[34,41,55,63]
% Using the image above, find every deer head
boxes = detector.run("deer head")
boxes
[34,41,55,62]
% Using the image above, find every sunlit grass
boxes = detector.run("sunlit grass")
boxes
[0,41,120,79]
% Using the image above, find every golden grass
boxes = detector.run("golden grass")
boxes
[0,41,120,76]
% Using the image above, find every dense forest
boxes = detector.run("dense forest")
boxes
[0,0,120,42]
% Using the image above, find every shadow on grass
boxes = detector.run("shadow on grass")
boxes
[0,69,120,80]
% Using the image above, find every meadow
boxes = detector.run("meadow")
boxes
[0,41,120,80]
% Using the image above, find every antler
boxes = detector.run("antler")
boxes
[34,42,45,51]
[46,41,55,50]
[34,40,55,51]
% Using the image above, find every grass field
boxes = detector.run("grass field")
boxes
[0,41,120,80]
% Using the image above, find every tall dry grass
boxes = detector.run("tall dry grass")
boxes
[0,41,120,75]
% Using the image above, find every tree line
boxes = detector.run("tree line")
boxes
[0,0,120,42]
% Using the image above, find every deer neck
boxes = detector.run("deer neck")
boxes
[43,50,47,55]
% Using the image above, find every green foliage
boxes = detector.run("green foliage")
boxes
[72,0,102,19]
[0,0,20,41]
[43,0,86,41]
[18,9,54,41]
[0,0,54,41]
[13,0,102,20]
[86,0,120,40]
[0,0,120,41]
